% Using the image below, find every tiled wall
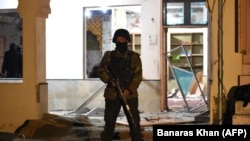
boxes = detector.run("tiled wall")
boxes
[47,80,161,113]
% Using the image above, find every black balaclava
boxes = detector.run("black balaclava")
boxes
[112,29,131,54]
[116,42,128,54]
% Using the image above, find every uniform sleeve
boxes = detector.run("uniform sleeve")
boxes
[127,53,143,94]
[98,51,111,83]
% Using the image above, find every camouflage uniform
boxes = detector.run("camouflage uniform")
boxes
[98,49,144,141]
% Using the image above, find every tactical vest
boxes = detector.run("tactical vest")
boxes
[109,51,134,89]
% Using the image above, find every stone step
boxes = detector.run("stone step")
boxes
[235,101,250,114]
[233,114,250,125]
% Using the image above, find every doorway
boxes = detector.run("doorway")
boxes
[165,27,209,112]
[162,0,209,113]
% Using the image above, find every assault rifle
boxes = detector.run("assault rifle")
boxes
[107,64,137,129]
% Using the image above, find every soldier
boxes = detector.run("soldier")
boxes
[98,28,144,141]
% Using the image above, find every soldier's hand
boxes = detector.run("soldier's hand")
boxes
[123,89,131,97]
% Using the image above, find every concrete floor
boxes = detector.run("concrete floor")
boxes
[46,96,209,140]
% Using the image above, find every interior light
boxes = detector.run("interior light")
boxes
[85,10,91,18]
